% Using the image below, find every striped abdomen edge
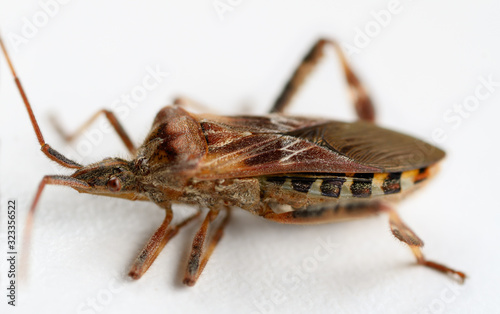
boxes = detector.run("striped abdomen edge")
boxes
[261,165,436,200]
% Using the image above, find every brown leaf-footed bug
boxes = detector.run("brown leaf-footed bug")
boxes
[0,35,466,286]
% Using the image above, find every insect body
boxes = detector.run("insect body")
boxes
[0,37,465,286]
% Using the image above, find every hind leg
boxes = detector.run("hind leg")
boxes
[270,38,375,122]
[261,201,466,282]
[383,204,466,282]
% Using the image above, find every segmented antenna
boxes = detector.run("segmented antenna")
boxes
[0,34,82,168]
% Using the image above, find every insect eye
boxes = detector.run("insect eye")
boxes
[107,177,122,192]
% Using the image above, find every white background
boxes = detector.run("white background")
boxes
[1,0,499,313]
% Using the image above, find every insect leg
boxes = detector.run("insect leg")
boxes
[183,207,231,286]
[128,206,201,280]
[384,204,466,282]
[270,38,375,122]
[50,109,136,154]
[173,96,214,113]
[21,175,91,273]
[263,202,466,282]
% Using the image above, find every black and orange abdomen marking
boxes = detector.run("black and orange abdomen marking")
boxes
[260,164,437,205]
[382,172,402,195]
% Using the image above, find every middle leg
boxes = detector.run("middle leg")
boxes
[183,207,231,286]
[173,96,214,113]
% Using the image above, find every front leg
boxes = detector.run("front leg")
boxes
[128,203,200,280]
[50,109,136,155]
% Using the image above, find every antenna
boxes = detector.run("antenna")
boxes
[0,34,82,168]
